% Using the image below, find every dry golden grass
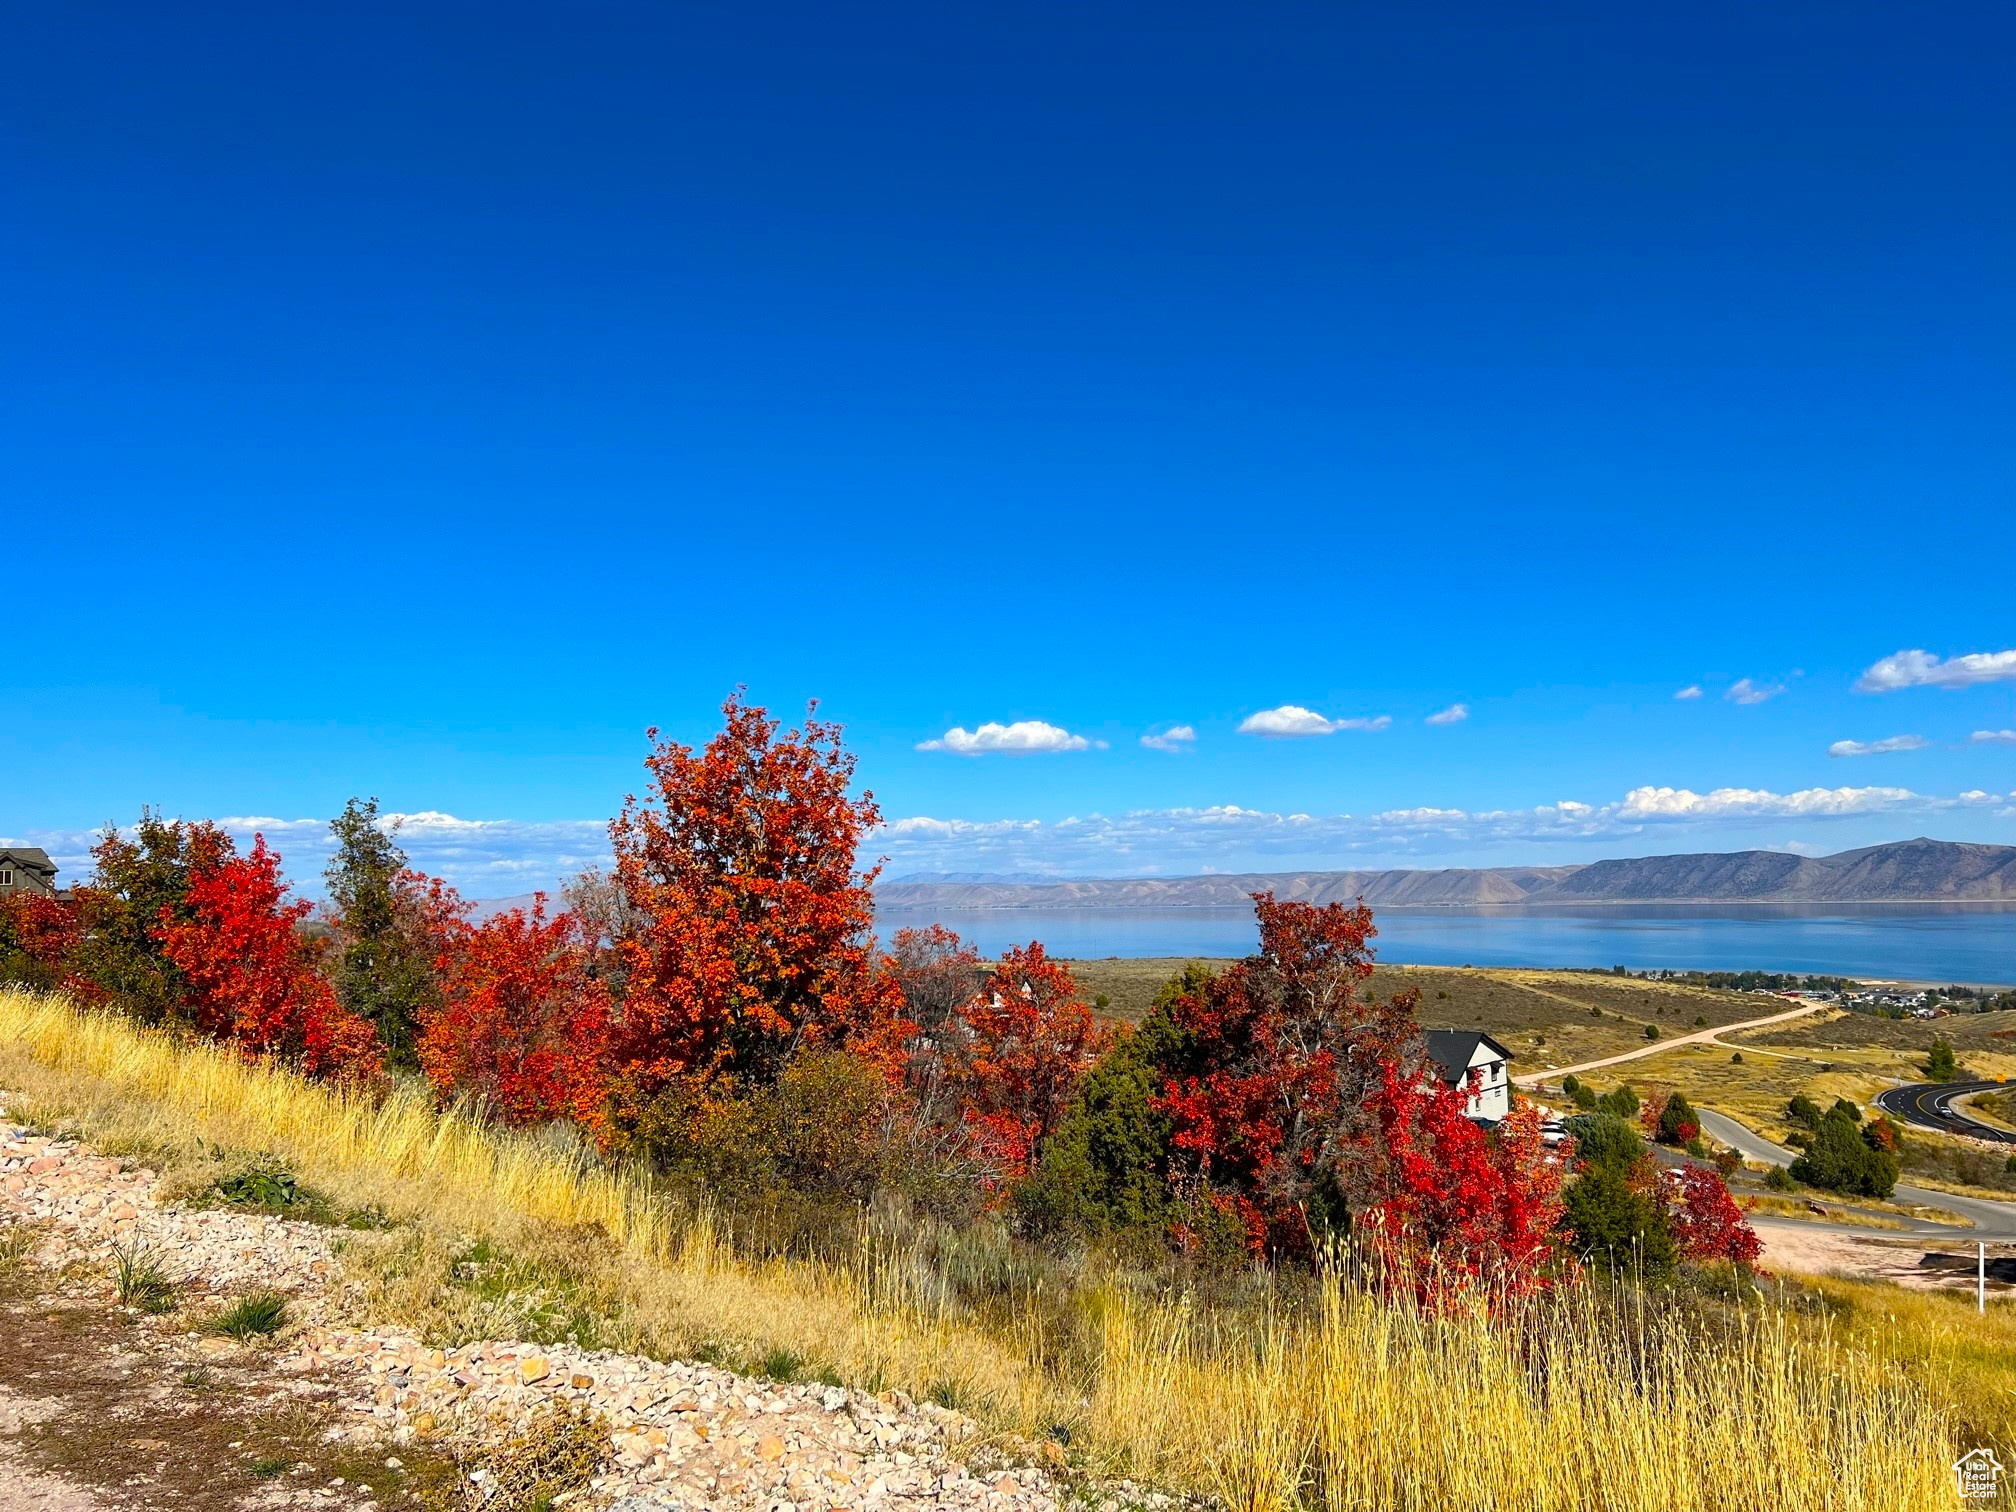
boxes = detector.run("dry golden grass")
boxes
[0,987,1983,1510]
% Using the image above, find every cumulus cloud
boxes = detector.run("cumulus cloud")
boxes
[1725,678,1786,705]
[1971,729,2016,746]
[1140,724,1197,754]
[917,720,1092,755]
[1614,784,1917,819]
[1424,703,1470,726]
[1857,648,2016,693]
[1827,735,1930,758]
[1237,705,1391,738]
[1674,686,1704,700]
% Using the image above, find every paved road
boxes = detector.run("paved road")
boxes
[1875,1081,2016,1145]
[1513,1001,1826,1088]
[1697,1107,2016,1240]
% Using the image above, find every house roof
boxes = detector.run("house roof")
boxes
[1422,1029,1514,1085]
[0,847,56,874]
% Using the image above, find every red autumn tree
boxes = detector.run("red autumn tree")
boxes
[1355,1064,1570,1302]
[1153,892,1419,1255]
[66,814,238,1022]
[878,924,985,1118]
[1665,1164,1763,1268]
[0,891,82,992]
[596,693,904,1136]
[418,897,611,1126]
[154,834,381,1079]
[943,942,1106,1180]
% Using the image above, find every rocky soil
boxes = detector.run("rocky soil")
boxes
[0,1106,1185,1512]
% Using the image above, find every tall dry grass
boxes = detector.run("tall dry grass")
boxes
[0,987,1972,1510]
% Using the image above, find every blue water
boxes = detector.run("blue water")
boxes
[872,903,2016,984]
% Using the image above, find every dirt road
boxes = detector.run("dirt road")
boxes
[1512,1000,1825,1088]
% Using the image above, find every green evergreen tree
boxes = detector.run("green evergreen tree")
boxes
[1789,1108,1899,1198]
[1562,1162,1676,1282]
[1562,1112,1645,1172]
[1656,1091,1698,1145]
[1013,965,1209,1240]
[325,798,442,1069]
[1926,1039,1958,1082]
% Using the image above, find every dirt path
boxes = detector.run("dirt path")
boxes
[1513,1001,1826,1087]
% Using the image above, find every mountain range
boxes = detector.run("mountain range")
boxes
[873,838,2016,909]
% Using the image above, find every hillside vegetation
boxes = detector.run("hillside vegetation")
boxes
[0,985,1966,1511]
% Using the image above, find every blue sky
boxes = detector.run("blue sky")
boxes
[4,2,2013,894]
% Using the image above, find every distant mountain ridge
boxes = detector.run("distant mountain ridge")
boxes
[875,838,2016,909]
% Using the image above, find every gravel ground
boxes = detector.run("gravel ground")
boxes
[0,1103,1190,1512]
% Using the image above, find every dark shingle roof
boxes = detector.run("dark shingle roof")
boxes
[1422,1029,1513,1085]
[0,848,56,874]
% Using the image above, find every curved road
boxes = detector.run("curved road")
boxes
[1697,1107,2016,1240]
[1513,1001,1825,1089]
[1875,1081,2016,1145]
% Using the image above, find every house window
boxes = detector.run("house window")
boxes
[0,869,13,888]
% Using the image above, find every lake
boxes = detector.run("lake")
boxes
[872,903,2016,984]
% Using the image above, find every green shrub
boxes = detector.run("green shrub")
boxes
[1927,1040,1958,1081]
[1644,1024,1660,1041]
[1764,1164,1797,1192]
[1596,1084,1640,1120]
[1562,1163,1676,1282]
[1787,1094,1822,1129]
[1789,1110,1899,1198]
[214,1162,299,1210]
[1562,1113,1644,1173]
[630,1048,972,1251]
[214,1290,289,1339]
[111,1239,179,1313]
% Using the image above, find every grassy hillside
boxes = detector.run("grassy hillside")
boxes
[1072,959,1781,1065]
[0,986,1989,1510]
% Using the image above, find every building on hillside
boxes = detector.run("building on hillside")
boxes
[0,848,59,900]
[1423,1029,1514,1123]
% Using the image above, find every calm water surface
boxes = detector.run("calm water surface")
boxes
[873,903,2016,984]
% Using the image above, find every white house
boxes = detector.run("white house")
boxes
[1423,1030,1514,1123]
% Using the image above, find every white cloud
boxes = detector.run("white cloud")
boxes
[1615,784,1916,819]
[1827,735,1930,758]
[4,813,613,899]
[1971,729,2016,746]
[1237,705,1392,738]
[1857,648,2016,693]
[1424,703,1470,726]
[871,781,1991,876]
[917,720,1092,755]
[1725,678,1786,705]
[1673,686,1703,701]
[1140,724,1197,754]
